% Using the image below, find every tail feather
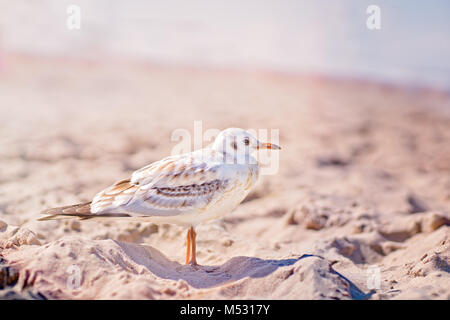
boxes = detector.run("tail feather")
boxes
[41,202,92,215]
[38,202,93,221]
[38,202,131,221]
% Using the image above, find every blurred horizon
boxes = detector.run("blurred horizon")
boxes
[1,0,449,89]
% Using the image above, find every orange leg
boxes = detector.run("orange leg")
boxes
[190,227,197,265]
[185,226,198,265]
[185,228,191,265]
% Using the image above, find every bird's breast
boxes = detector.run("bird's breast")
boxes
[199,164,258,220]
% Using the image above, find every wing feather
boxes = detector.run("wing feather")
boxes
[91,151,228,216]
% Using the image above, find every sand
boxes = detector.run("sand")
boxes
[0,54,449,299]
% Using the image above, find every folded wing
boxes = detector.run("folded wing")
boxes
[91,152,228,217]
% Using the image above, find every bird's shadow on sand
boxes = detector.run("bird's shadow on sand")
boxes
[114,241,372,299]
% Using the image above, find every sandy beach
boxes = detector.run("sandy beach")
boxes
[0,54,449,299]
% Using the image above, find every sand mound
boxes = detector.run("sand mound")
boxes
[2,232,372,299]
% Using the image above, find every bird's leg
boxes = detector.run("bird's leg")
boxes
[185,228,191,265]
[189,226,197,265]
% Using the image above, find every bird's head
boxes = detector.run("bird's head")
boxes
[212,128,280,160]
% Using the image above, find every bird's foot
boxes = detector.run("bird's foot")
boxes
[186,260,199,268]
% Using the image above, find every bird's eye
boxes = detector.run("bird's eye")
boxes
[243,137,250,146]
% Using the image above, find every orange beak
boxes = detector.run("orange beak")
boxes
[257,142,281,150]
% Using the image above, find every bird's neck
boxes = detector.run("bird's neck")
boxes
[220,149,258,166]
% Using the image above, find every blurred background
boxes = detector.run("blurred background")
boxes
[1,0,449,89]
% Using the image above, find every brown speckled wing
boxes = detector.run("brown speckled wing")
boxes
[90,151,228,216]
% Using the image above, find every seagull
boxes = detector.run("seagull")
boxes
[39,128,281,265]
